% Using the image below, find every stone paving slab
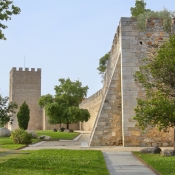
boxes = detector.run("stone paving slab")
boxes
[103,152,156,175]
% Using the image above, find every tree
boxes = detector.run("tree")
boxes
[97,52,110,81]
[0,0,21,40]
[130,0,151,17]
[134,34,175,149]
[17,101,30,130]
[39,78,90,129]
[0,95,17,127]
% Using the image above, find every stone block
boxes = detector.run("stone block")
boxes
[112,132,116,136]
[163,143,169,147]
[124,131,131,136]
[94,131,103,135]
[98,122,106,126]
[121,25,134,31]
[144,138,154,143]
[131,131,141,136]
[92,135,98,140]
[100,113,108,118]
[123,121,136,127]
[120,17,131,22]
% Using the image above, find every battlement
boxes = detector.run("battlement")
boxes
[11,67,41,72]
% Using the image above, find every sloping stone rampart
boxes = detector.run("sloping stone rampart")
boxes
[89,25,123,146]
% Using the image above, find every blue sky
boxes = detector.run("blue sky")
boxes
[0,0,174,98]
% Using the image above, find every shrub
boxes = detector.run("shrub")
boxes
[11,128,32,144]
[137,8,175,32]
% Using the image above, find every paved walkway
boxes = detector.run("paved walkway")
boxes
[103,152,155,175]
[20,132,163,175]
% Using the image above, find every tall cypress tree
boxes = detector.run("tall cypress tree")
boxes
[17,101,30,130]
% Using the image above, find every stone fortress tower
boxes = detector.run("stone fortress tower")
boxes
[9,67,43,130]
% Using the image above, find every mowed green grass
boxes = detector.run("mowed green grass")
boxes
[35,130,80,139]
[0,137,38,150]
[0,149,109,175]
[0,130,79,150]
[133,152,175,175]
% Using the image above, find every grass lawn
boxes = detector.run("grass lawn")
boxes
[133,152,175,175]
[0,149,109,175]
[0,130,80,151]
[0,137,39,150]
[35,130,80,140]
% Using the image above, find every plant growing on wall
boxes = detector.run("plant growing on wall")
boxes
[0,95,18,127]
[130,0,151,17]
[0,0,21,40]
[134,34,175,149]
[97,52,110,81]
[38,78,90,129]
[131,0,175,32]
[17,101,30,130]
[137,9,175,32]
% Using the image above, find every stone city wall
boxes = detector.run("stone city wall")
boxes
[121,18,175,146]
[79,89,103,131]
[81,17,175,147]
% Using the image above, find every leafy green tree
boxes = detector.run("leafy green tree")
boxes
[97,52,110,81]
[17,101,30,130]
[39,78,90,129]
[0,0,21,40]
[0,95,18,127]
[130,0,151,17]
[134,34,175,149]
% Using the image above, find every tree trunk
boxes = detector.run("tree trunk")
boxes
[67,122,69,129]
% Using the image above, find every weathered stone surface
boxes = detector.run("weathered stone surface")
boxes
[44,136,51,140]
[38,135,51,140]
[163,143,169,147]
[0,127,11,137]
[38,135,45,139]
[27,130,38,138]
[140,146,161,154]
[161,149,175,156]
[152,146,162,154]
[144,138,154,143]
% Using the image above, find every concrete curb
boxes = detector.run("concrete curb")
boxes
[59,133,82,142]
